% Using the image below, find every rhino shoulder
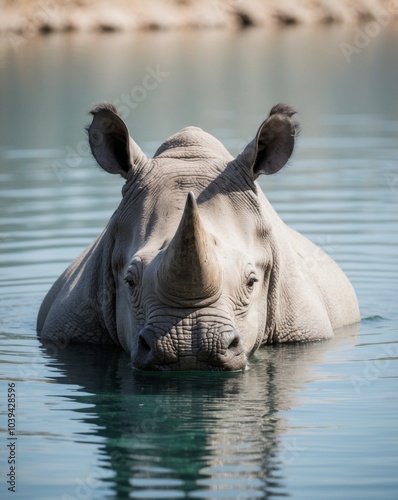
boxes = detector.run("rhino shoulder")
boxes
[37,237,116,346]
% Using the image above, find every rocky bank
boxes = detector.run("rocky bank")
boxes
[0,0,397,34]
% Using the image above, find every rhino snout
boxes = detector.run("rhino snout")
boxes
[132,326,246,371]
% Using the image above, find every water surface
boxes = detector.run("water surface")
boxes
[0,26,398,499]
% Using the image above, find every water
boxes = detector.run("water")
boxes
[1,26,398,499]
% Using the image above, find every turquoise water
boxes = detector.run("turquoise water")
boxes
[1,26,398,499]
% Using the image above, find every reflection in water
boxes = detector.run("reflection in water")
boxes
[41,324,358,499]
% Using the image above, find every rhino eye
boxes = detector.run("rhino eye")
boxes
[124,263,141,292]
[246,275,259,291]
[124,275,136,289]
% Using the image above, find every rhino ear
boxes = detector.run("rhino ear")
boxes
[238,104,299,180]
[87,102,146,178]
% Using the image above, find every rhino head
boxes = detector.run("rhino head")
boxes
[37,102,359,371]
[86,102,298,371]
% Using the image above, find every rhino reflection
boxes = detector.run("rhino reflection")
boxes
[41,324,358,498]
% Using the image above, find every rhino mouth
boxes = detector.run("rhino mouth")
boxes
[131,324,247,372]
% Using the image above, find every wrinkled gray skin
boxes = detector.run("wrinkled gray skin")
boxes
[37,103,360,371]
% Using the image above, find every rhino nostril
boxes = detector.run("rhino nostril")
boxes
[139,334,151,353]
[230,337,240,349]
[226,331,241,350]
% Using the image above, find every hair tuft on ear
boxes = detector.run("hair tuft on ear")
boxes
[269,103,296,118]
[89,102,119,117]
[269,103,301,137]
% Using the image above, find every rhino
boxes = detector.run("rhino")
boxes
[37,103,360,371]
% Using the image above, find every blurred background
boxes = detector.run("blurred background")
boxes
[0,1,398,499]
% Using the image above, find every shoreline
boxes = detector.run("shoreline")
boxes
[1,0,398,35]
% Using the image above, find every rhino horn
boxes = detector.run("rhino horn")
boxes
[157,192,222,307]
